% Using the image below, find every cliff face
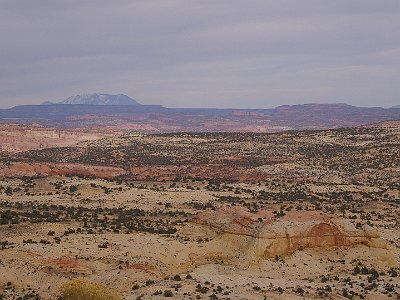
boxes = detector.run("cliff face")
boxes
[191,206,386,259]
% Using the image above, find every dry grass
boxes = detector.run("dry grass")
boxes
[59,278,123,300]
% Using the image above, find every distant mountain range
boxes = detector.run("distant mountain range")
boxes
[42,93,141,106]
[1,94,400,132]
[392,105,400,108]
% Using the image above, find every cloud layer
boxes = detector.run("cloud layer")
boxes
[1,0,399,108]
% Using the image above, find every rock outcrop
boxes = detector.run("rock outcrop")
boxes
[190,206,386,259]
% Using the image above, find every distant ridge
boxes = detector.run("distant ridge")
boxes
[42,93,141,106]
[2,101,400,133]
[391,105,400,109]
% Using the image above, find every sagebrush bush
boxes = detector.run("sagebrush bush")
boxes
[59,278,123,300]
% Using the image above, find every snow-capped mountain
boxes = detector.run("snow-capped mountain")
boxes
[43,93,141,105]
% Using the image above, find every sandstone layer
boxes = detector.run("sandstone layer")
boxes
[190,206,386,259]
[0,124,111,152]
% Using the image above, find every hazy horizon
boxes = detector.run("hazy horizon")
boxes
[1,92,399,110]
[1,1,399,109]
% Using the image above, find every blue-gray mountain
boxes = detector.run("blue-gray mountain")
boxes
[42,93,141,106]
[1,96,400,132]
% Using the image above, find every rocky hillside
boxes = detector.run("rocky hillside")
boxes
[191,206,386,259]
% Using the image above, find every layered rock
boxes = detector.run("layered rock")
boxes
[191,206,386,259]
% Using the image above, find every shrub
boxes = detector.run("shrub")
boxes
[163,290,173,297]
[173,274,181,281]
[59,278,123,300]
[69,185,78,193]
[145,279,155,286]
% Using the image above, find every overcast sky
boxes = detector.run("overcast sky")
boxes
[0,0,399,108]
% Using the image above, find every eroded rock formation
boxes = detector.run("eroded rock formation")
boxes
[190,206,386,259]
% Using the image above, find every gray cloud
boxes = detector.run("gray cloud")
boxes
[0,0,399,108]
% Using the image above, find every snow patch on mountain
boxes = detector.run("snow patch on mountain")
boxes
[43,93,141,105]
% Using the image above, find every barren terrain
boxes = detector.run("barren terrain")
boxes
[0,121,399,299]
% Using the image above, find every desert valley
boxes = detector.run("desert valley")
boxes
[2,2,400,299]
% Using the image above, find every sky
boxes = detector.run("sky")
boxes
[0,0,399,109]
